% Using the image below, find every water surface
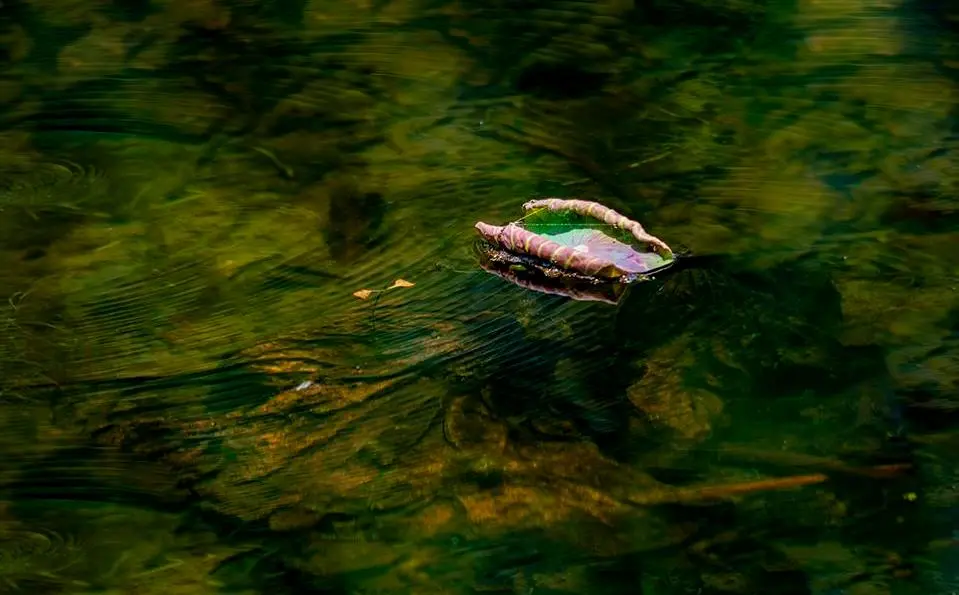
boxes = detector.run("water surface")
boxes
[1,0,958,593]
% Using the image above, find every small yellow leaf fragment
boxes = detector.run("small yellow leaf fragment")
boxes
[352,289,374,300]
[389,278,415,289]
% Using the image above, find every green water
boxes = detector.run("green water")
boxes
[1,0,958,593]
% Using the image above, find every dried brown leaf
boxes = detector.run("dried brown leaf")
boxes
[352,289,374,300]
[390,278,415,289]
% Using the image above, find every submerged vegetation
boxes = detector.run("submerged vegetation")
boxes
[0,0,957,593]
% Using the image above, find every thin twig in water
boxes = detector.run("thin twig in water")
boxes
[352,279,416,333]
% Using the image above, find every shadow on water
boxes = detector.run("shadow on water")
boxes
[1,0,958,592]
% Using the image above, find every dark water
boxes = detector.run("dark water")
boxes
[1,0,958,593]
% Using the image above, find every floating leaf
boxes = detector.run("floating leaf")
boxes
[474,198,675,281]
[352,289,374,300]
[474,198,676,304]
[389,278,415,289]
